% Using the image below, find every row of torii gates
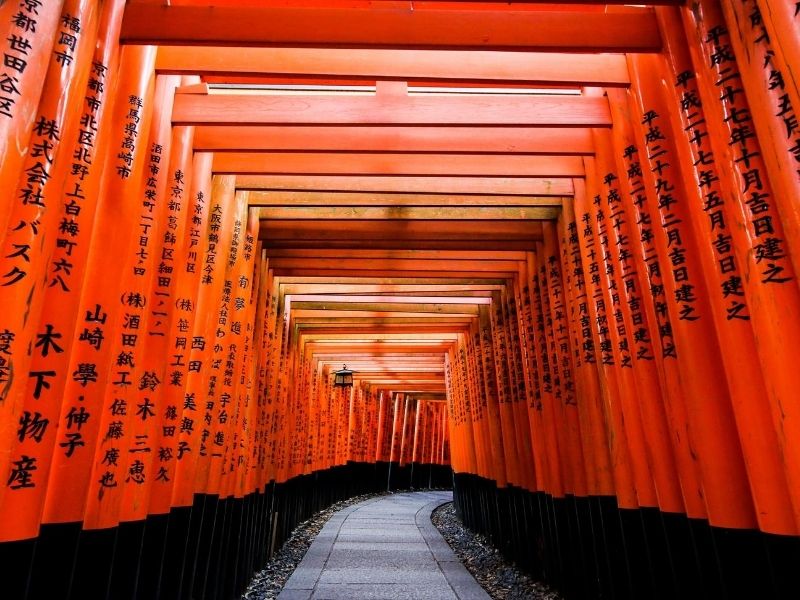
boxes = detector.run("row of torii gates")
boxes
[0,1,799,599]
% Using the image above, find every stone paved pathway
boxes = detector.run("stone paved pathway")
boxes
[278,490,490,600]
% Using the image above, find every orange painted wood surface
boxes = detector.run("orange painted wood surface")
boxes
[173,93,611,127]
[194,125,595,154]
[157,47,631,86]
[121,5,663,52]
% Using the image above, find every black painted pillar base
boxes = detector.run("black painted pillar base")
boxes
[452,472,800,600]
[0,461,450,600]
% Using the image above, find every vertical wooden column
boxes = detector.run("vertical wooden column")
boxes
[608,79,755,532]
[170,175,237,508]
[261,275,282,485]
[169,176,238,600]
[719,0,800,273]
[0,0,103,545]
[120,117,196,529]
[477,304,508,489]
[555,219,613,502]
[31,45,156,600]
[557,210,621,599]
[445,349,463,477]
[680,0,800,533]
[77,71,179,600]
[0,0,65,242]
[626,52,764,530]
[752,0,800,132]
[571,177,644,509]
[374,390,387,464]
[40,44,156,527]
[512,265,543,490]
[459,331,479,480]
[541,229,588,502]
[0,0,99,517]
[147,151,212,516]
[474,317,495,480]
[266,272,280,482]
[488,291,522,488]
[521,254,557,500]
[446,344,473,481]
[533,246,577,501]
[567,181,646,598]
[657,10,799,538]
[503,283,536,492]
[606,89,708,529]
[79,69,174,530]
[195,190,248,497]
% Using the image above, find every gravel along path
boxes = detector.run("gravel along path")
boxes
[242,492,388,599]
[431,502,562,600]
[243,493,560,600]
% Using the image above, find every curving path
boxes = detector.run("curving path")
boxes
[278,491,490,600]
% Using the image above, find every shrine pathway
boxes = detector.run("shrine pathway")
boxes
[277,490,490,600]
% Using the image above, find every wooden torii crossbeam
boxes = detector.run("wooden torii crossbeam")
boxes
[121,5,665,51]
[193,126,596,154]
[156,48,631,86]
[236,176,574,196]
[172,91,611,126]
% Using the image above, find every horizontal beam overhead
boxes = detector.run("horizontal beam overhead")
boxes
[294,314,477,322]
[247,192,562,207]
[318,370,445,377]
[260,219,543,240]
[316,367,444,374]
[299,332,460,341]
[277,277,508,284]
[156,47,630,86]
[308,348,453,356]
[237,175,574,196]
[315,358,445,365]
[256,206,559,220]
[315,356,444,363]
[342,291,497,298]
[173,93,611,126]
[290,294,492,305]
[264,240,539,251]
[358,384,447,391]
[293,313,477,321]
[298,326,469,337]
[216,153,584,177]
[298,323,471,333]
[194,125,595,154]
[307,346,454,355]
[276,259,524,272]
[322,370,446,378]
[274,269,514,278]
[270,249,526,260]
[121,5,662,52]
[280,284,505,295]
[312,352,444,358]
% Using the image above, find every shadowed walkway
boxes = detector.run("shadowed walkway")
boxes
[278,491,490,600]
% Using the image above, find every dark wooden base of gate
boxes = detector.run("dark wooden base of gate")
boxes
[453,472,800,600]
[0,461,452,600]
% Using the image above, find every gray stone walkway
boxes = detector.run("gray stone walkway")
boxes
[278,491,491,600]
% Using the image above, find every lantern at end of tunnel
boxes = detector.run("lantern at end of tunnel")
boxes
[334,365,354,389]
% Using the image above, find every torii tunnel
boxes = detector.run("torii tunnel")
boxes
[0,1,799,599]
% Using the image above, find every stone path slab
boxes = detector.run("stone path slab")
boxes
[278,491,490,600]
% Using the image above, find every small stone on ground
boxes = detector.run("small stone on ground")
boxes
[431,502,562,600]
[243,492,387,599]
[277,490,488,599]
[244,493,562,600]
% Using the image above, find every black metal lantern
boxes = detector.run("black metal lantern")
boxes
[333,365,353,388]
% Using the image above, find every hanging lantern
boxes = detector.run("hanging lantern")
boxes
[333,365,354,388]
